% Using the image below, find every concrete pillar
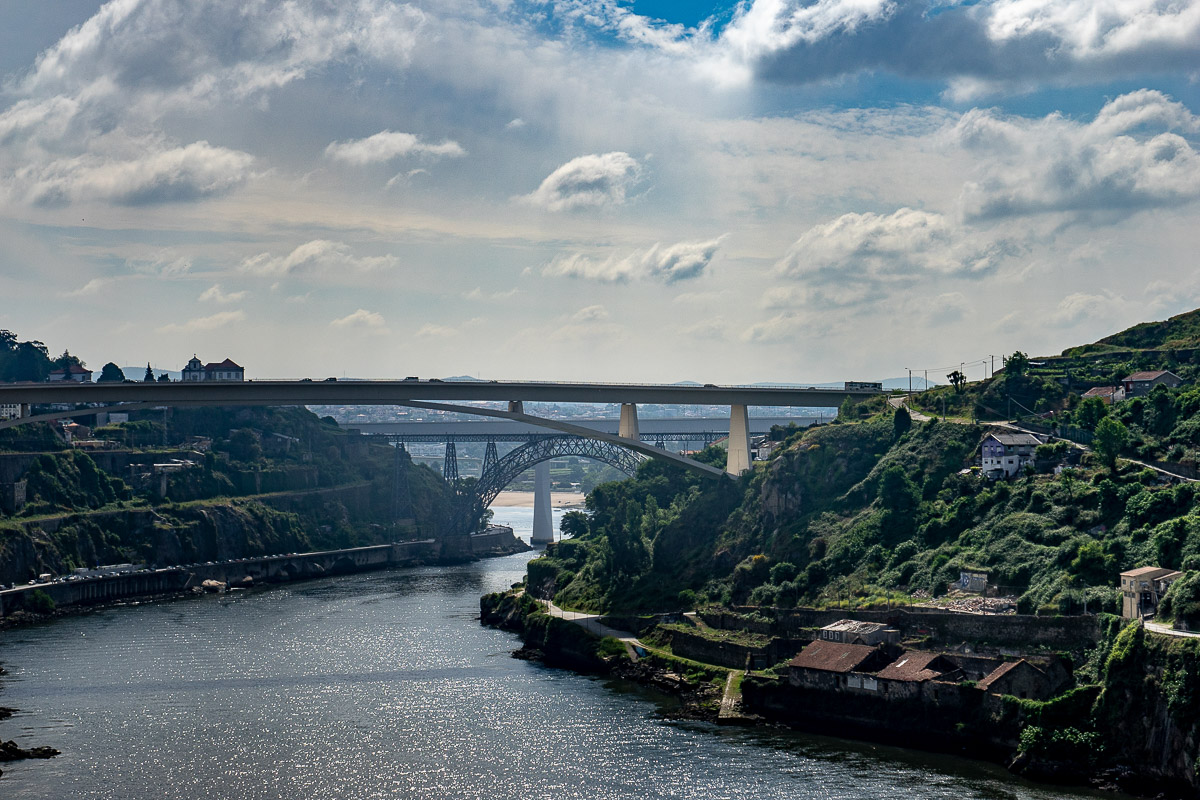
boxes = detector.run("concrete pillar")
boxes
[508,400,524,414]
[727,404,751,476]
[20,403,30,418]
[531,461,554,545]
[618,403,639,440]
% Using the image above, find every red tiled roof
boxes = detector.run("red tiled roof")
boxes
[1081,386,1119,397]
[875,652,949,682]
[1125,371,1175,382]
[50,364,92,375]
[977,659,1034,692]
[789,641,879,674]
[203,359,242,370]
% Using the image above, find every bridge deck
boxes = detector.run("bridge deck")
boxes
[0,379,878,407]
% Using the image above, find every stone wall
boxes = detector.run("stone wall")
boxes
[711,605,1099,651]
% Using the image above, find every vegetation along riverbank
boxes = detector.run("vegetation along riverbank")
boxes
[483,308,1200,799]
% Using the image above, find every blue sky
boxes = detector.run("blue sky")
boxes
[1,1,1199,383]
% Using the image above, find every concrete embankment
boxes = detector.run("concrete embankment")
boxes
[0,540,437,617]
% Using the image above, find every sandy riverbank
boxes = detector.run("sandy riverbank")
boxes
[490,491,585,508]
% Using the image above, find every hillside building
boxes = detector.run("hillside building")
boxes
[1122,370,1182,397]
[181,356,244,382]
[1120,566,1183,619]
[1080,386,1125,405]
[980,431,1041,478]
[48,363,93,382]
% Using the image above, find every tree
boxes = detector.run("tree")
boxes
[560,510,589,538]
[1004,351,1029,378]
[947,370,966,393]
[893,406,912,439]
[1093,417,1130,472]
[1075,397,1108,431]
[157,372,171,383]
[838,395,857,421]
[97,362,126,383]
[143,363,155,382]
[52,349,85,372]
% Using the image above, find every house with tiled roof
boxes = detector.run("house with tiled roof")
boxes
[1081,385,1125,405]
[48,363,93,382]
[980,431,1042,478]
[787,641,893,691]
[1122,370,1182,397]
[977,659,1052,700]
[181,355,244,382]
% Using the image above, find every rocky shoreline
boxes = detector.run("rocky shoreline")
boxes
[480,590,1191,800]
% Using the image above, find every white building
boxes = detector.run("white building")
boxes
[981,432,1041,478]
[181,356,244,382]
[0,403,20,421]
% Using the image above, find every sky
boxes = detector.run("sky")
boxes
[0,0,1198,384]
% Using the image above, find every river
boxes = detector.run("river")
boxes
[0,507,1116,799]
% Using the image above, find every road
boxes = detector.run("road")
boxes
[1145,620,1200,639]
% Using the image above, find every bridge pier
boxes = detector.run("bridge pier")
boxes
[726,404,751,476]
[443,441,459,481]
[531,461,554,545]
[619,403,639,439]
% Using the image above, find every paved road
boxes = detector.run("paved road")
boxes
[540,598,643,644]
[1145,621,1200,639]
[887,395,932,422]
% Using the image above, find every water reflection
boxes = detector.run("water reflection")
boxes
[0,553,1119,800]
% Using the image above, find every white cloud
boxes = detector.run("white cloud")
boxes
[330,309,389,332]
[416,323,458,337]
[775,208,1011,308]
[198,283,247,304]
[240,240,398,277]
[158,310,246,333]
[1049,291,1124,327]
[573,304,609,322]
[17,140,254,207]
[67,278,110,297]
[464,287,520,300]
[522,152,641,211]
[575,0,1200,93]
[324,131,465,165]
[0,0,423,208]
[544,236,724,283]
[953,91,1200,222]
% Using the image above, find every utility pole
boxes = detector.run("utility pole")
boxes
[907,368,911,395]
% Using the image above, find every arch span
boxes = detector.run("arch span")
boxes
[452,435,644,531]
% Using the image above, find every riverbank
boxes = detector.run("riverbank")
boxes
[1,527,528,627]
[479,589,1189,799]
[489,490,585,508]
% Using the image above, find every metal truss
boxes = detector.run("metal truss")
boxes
[447,435,644,533]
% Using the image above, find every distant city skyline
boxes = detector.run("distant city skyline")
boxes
[1,1,1198,384]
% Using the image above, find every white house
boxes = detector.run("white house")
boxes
[48,363,93,382]
[980,431,1042,478]
[181,356,244,382]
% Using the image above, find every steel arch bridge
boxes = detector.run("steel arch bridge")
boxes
[452,435,645,531]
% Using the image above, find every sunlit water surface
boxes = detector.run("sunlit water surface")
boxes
[0,507,1114,799]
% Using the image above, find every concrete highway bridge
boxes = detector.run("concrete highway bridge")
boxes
[0,379,879,543]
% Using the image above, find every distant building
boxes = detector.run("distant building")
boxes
[1120,566,1183,619]
[1122,370,1182,398]
[48,363,93,382]
[181,356,244,382]
[1080,386,1125,405]
[980,431,1041,478]
[818,619,900,646]
[0,403,20,421]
